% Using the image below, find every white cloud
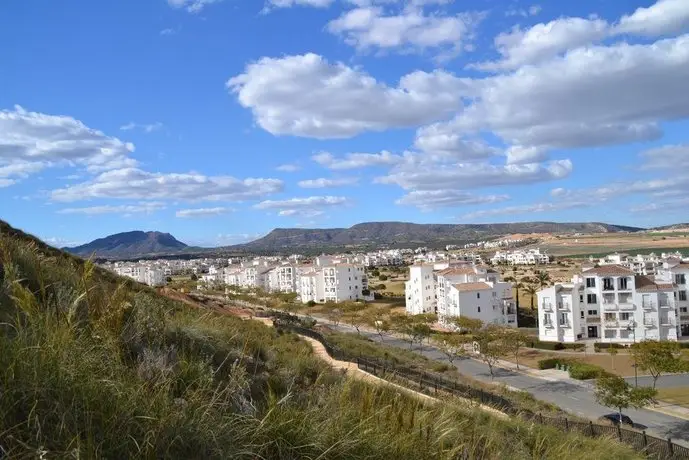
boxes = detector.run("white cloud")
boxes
[167,0,223,13]
[462,201,591,220]
[57,202,166,215]
[474,17,609,71]
[51,168,283,202]
[297,177,359,188]
[327,6,483,58]
[396,190,509,210]
[276,163,301,172]
[255,195,349,217]
[413,127,499,161]
[376,158,573,191]
[639,144,689,169]
[312,150,403,169]
[504,145,549,164]
[434,34,689,150]
[505,4,541,17]
[175,207,233,218]
[227,53,467,138]
[120,122,164,133]
[265,0,333,9]
[43,236,85,247]
[160,28,177,36]
[615,0,689,37]
[631,197,689,213]
[0,105,137,182]
[0,179,15,188]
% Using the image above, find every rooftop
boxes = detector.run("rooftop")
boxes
[582,264,635,277]
[452,282,492,292]
[635,275,676,292]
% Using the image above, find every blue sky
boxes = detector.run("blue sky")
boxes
[2,0,689,247]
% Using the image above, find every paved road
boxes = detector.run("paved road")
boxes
[319,320,689,446]
[624,374,689,389]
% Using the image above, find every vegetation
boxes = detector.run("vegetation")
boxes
[594,375,657,423]
[630,341,686,388]
[0,222,643,458]
[538,358,610,380]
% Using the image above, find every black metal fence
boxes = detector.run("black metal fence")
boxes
[274,320,689,459]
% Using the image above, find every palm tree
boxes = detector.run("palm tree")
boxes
[514,281,524,310]
[536,270,551,289]
[523,284,538,311]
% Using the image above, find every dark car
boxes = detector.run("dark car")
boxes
[599,414,634,426]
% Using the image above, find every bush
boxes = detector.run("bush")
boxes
[379,274,388,281]
[306,300,317,308]
[594,343,627,352]
[569,363,605,380]
[528,340,565,351]
[538,358,560,370]
[563,343,585,351]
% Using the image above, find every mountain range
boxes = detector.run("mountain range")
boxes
[60,221,644,259]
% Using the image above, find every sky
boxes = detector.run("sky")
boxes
[2,0,689,247]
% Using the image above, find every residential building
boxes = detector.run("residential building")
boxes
[405,264,436,315]
[538,264,689,344]
[298,263,366,303]
[490,248,550,265]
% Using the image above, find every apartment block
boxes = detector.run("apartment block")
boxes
[538,263,689,344]
[490,248,550,265]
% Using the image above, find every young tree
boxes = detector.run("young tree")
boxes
[411,323,432,348]
[450,316,483,334]
[327,308,343,326]
[500,328,529,370]
[435,333,470,364]
[607,346,619,370]
[631,341,684,389]
[473,326,506,380]
[595,375,657,423]
[342,302,367,334]
[372,318,390,341]
[536,270,551,289]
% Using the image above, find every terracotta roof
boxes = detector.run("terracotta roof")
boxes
[582,264,635,276]
[452,282,492,292]
[635,275,676,292]
[438,267,477,276]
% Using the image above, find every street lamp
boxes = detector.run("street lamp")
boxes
[627,319,638,387]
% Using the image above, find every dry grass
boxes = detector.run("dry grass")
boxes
[657,387,689,408]
[506,349,645,378]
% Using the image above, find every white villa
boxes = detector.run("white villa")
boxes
[538,261,689,344]
[406,263,517,327]
[490,248,550,265]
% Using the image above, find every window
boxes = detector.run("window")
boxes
[477,306,481,313]
[620,330,630,339]
[492,291,497,298]
[604,313,616,321]
[603,278,615,290]
[619,278,629,290]
[620,312,631,321]
[681,307,688,313]
[588,310,598,315]
[676,274,687,285]
[580,311,585,319]
[587,294,598,304]
[586,278,596,288]
[680,291,688,301]
[605,330,617,339]
[580,295,584,303]
[544,313,552,325]
[477,293,481,299]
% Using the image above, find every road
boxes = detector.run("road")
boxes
[319,319,689,446]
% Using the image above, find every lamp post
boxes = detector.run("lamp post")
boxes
[627,319,638,387]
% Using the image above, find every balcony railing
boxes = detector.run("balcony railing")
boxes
[542,303,553,312]
[602,303,618,310]
[660,319,676,327]
[642,303,655,310]
[681,314,689,322]
[644,319,657,327]
[559,320,571,328]
[544,321,554,329]
[619,302,635,310]
[603,285,615,292]
[586,316,601,323]
[660,302,672,309]
[557,302,570,311]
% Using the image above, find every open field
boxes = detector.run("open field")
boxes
[537,232,689,257]
[507,349,646,378]
[657,387,689,408]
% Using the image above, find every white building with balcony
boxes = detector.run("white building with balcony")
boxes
[490,248,550,265]
[405,264,436,315]
[538,264,688,344]
[297,263,366,303]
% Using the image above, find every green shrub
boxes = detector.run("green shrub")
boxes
[538,358,560,370]
[528,340,565,351]
[594,342,627,352]
[568,363,605,380]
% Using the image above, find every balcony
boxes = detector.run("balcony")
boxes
[644,319,657,328]
[586,316,601,324]
[619,302,635,311]
[557,302,571,311]
[544,321,554,329]
[642,302,655,311]
[541,303,553,312]
[559,320,571,328]
[659,302,673,309]
[602,303,619,311]
[603,285,615,292]
[681,314,689,322]
[660,318,676,327]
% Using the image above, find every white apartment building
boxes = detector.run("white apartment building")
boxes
[587,251,686,276]
[267,265,297,293]
[405,264,517,327]
[538,263,689,344]
[112,264,165,287]
[298,263,366,303]
[491,248,550,265]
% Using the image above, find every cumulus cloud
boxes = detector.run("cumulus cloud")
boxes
[264,0,333,9]
[57,202,166,215]
[0,105,137,182]
[227,53,468,138]
[297,177,359,188]
[327,5,483,58]
[175,207,233,218]
[615,0,689,37]
[120,121,164,133]
[276,163,301,172]
[639,144,689,169]
[255,195,349,217]
[312,151,404,169]
[396,190,509,210]
[167,0,223,13]
[51,168,283,202]
[462,201,591,220]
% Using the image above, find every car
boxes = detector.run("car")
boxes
[598,414,634,426]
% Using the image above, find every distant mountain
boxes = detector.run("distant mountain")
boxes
[227,221,644,252]
[65,231,188,259]
[650,223,689,232]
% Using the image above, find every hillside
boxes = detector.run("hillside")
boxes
[229,221,644,252]
[0,219,641,458]
[65,230,188,258]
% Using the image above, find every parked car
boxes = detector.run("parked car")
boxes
[598,414,634,426]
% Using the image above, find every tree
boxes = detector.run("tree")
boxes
[190,273,198,281]
[473,326,506,380]
[595,375,657,423]
[435,333,470,364]
[631,341,684,389]
[450,316,483,334]
[536,270,551,289]
[327,308,343,326]
[342,303,367,335]
[379,274,388,281]
[391,315,431,349]
[500,328,529,370]
[607,346,619,370]
[514,281,524,310]
[371,318,390,341]
[523,284,538,311]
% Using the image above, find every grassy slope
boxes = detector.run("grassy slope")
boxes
[0,221,641,459]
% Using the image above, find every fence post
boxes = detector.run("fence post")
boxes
[589,421,594,437]
[642,431,647,448]
[564,418,569,431]
[617,423,622,441]
[668,438,674,455]
[538,413,543,424]
[434,379,438,396]
[419,373,423,390]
